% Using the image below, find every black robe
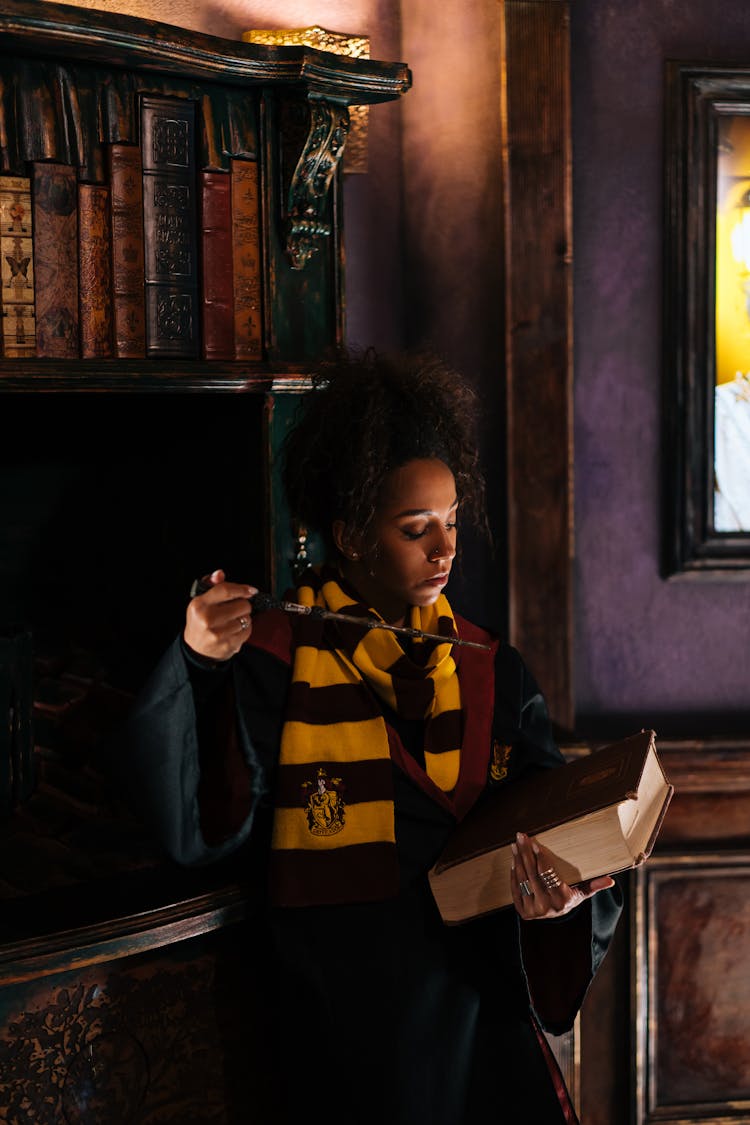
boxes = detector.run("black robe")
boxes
[111,610,622,1125]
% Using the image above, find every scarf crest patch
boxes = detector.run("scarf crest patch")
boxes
[269,566,463,907]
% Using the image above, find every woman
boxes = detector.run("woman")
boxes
[118,351,621,1124]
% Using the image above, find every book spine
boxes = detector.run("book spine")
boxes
[31,163,79,358]
[199,170,233,361]
[140,95,199,358]
[231,158,263,360]
[107,143,146,358]
[0,175,36,358]
[78,183,113,359]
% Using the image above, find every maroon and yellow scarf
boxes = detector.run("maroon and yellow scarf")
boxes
[269,567,463,907]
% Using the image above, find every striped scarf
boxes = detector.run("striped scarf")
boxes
[269,566,463,907]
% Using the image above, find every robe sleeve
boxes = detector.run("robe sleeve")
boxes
[493,643,624,1034]
[105,635,277,867]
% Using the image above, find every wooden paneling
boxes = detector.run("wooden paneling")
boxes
[634,854,750,1124]
[631,739,750,1124]
[503,0,574,730]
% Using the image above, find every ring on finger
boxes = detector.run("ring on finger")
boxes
[539,867,561,891]
[238,616,250,630]
[519,879,533,897]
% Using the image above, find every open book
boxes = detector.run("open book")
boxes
[429,729,673,924]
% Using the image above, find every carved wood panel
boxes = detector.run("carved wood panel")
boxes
[0,924,271,1124]
[634,853,750,1124]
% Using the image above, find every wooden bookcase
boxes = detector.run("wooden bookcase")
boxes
[0,3,409,1119]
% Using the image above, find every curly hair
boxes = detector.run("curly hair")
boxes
[281,349,488,557]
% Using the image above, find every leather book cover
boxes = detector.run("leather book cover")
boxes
[0,174,36,358]
[107,143,146,358]
[140,94,199,358]
[199,170,233,360]
[31,163,79,358]
[78,183,113,358]
[231,158,263,360]
[434,729,663,873]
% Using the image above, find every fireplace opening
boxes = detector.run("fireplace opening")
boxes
[0,390,268,892]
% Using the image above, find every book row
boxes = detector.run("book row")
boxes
[0,94,262,362]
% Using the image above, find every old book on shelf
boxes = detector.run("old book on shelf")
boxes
[428,729,673,924]
[199,170,233,360]
[31,162,79,358]
[78,183,113,358]
[140,94,199,358]
[0,175,36,358]
[231,157,263,360]
[107,143,146,357]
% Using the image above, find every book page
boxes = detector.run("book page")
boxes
[618,747,671,859]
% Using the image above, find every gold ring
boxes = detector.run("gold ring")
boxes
[539,867,561,890]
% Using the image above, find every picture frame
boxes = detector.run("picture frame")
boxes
[663,62,750,576]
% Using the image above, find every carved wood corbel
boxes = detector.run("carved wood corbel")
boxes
[284,96,350,270]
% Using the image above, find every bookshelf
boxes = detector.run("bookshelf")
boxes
[0,0,410,381]
[0,3,409,1118]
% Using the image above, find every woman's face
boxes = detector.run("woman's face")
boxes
[337,457,458,626]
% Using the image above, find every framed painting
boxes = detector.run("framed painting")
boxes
[664,63,750,576]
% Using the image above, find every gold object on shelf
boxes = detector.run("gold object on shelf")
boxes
[243,27,369,173]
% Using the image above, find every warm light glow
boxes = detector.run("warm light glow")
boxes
[243,26,370,173]
[730,206,750,271]
[715,117,750,386]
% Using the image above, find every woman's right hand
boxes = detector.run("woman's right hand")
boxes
[183,569,258,662]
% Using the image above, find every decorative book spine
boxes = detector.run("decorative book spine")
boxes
[231,158,263,360]
[31,163,79,358]
[107,144,146,358]
[199,170,233,361]
[140,95,199,358]
[0,175,35,358]
[78,183,113,358]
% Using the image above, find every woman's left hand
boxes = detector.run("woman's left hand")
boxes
[510,832,615,921]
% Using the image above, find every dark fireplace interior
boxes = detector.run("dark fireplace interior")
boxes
[0,391,269,899]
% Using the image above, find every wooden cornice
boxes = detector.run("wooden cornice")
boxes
[0,0,411,103]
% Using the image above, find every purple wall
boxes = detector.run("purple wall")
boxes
[572,0,750,728]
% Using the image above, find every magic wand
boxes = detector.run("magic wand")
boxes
[190,580,491,652]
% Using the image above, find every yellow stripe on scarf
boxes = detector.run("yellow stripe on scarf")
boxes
[273,800,396,850]
[293,643,359,688]
[427,666,461,716]
[423,748,461,793]
[280,716,387,764]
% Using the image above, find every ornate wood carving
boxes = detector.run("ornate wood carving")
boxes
[284,97,350,270]
[0,931,255,1124]
[244,27,370,174]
